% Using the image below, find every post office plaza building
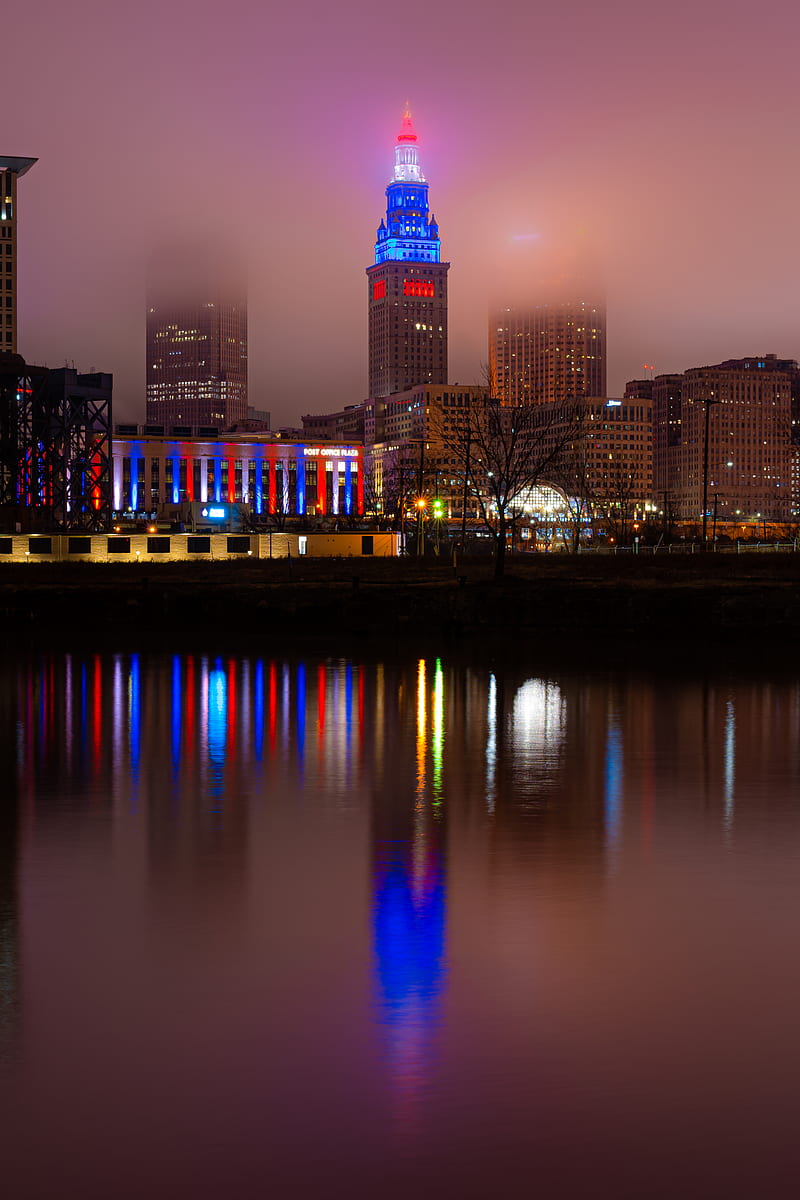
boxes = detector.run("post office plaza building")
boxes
[111,427,364,518]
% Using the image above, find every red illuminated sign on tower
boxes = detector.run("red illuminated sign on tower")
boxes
[403,279,434,298]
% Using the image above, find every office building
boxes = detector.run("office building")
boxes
[490,298,606,406]
[0,156,37,354]
[301,405,365,443]
[367,108,449,398]
[651,356,795,525]
[366,384,488,520]
[146,252,248,429]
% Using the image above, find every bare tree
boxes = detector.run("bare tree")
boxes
[436,394,582,578]
[369,442,438,546]
[547,413,596,553]
[595,460,638,545]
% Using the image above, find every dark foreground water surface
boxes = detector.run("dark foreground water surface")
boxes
[3,648,800,1198]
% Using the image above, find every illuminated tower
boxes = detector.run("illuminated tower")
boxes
[367,108,449,398]
[0,156,37,354]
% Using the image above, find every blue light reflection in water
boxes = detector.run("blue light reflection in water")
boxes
[296,663,306,764]
[605,716,622,847]
[253,660,264,762]
[171,655,182,770]
[207,661,227,817]
[128,654,140,785]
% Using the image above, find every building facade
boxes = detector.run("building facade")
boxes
[112,427,363,520]
[489,299,606,406]
[626,374,682,510]
[0,157,37,354]
[146,258,248,429]
[301,404,365,443]
[367,109,449,399]
[649,357,796,525]
[366,384,488,521]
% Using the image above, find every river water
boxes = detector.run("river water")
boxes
[2,647,800,1198]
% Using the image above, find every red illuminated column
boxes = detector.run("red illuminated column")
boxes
[268,459,277,514]
[317,458,326,513]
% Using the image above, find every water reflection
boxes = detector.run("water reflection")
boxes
[0,677,18,1066]
[6,651,800,1194]
[373,658,447,1124]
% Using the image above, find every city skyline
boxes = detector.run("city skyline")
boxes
[5,0,800,428]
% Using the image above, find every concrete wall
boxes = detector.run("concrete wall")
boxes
[0,531,400,564]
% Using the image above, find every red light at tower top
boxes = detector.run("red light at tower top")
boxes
[396,104,418,143]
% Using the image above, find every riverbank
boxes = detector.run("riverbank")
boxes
[2,554,799,648]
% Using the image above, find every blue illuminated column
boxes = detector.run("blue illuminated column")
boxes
[296,452,305,515]
[130,446,141,511]
[171,454,180,504]
[255,455,263,515]
[344,461,353,514]
[214,455,222,503]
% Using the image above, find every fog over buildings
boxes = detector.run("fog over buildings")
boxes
[6,0,800,427]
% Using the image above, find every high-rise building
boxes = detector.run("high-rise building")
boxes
[0,156,37,354]
[146,250,247,429]
[652,356,795,524]
[367,108,449,399]
[490,298,606,406]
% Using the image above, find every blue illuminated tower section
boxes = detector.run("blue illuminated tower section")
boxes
[367,109,449,398]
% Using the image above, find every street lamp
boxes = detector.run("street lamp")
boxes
[415,496,426,556]
[700,393,719,547]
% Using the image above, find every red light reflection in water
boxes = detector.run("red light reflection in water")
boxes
[317,663,326,757]
[185,656,195,759]
[269,662,277,751]
[92,654,102,777]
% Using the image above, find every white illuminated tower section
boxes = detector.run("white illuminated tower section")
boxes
[367,109,449,398]
[0,157,37,355]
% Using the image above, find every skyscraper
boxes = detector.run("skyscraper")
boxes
[0,156,37,354]
[146,248,247,429]
[489,298,606,405]
[367,108,449,398]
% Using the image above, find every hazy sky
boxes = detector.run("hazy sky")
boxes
[7,0,800,426]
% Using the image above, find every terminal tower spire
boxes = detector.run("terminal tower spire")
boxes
[374,106,441,265]
[367,108,449,397]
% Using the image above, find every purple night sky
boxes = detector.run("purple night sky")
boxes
[6,0,800,426]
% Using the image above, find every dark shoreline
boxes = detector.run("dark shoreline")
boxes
[2,554,800,657]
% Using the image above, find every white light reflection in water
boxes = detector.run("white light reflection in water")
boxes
[724,698,736,834]
[112,655,124,806]
[511,678,564,754]
[486,674,497,813]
